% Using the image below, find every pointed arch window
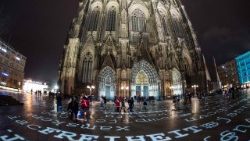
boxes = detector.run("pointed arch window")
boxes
[131,9,146,32]
[88,7,100,31]
[162,17,169,36]
[170,9,184,38]
[82,52,93,83]
[106,8,116,31]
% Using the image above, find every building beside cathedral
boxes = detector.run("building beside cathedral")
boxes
[218,59,239,89]
[0,39,26,90]
[59,0,205,99]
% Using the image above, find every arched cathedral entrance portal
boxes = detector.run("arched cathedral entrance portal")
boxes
[98,67,116,100]
[135,70,149,97]
[131,60,160,98]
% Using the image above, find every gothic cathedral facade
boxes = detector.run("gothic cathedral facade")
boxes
[59,0,204,99]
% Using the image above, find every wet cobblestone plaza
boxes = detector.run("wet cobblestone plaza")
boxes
[0,90,250,141]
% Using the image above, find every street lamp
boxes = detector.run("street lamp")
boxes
[87,85,95,96]
[191,84,199,96]
[54,85,59,93]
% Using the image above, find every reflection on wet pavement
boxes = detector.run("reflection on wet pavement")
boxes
[0,89,250,141]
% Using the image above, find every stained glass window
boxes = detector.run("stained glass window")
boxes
[88,7,100,31]
[106,8,116,31]
[131,9,146,32]
[82,52,93,83]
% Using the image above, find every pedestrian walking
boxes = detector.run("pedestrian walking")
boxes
[100,96,104,108]
[80,95,90,122]
[188,92,192,104]
[128,97,134,112]
[114,98,120,112]
[103,96,107,109]
[67,96,79,121]
[56,93,62,113]
[143,99,147,111]
[121,98,126,113]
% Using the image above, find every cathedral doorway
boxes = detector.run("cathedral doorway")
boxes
[131,60,160,98]
[135,71,149,97]
[98,67,116,100]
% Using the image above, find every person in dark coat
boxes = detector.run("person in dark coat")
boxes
[68,96,79,121]
[128,97,134,112]
[103,96,107,108]
[56,93,62,112]
[121,98,126,113]
[143,99,147,111]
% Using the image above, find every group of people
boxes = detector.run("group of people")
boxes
[113,96,135,112]
[100,96,107,108]
[223,87,241,99]
[67,94,91,122]
[172,92,193,105]
[112,96,149,113]
[66,94,149,122]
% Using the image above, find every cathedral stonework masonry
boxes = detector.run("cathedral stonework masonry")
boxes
[59,0,205,99]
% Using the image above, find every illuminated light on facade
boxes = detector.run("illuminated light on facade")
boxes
[170,84,183,96]
[23,79,48,93]
[0,46,7,53]
[16,56,21,61]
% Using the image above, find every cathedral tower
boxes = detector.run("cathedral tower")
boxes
[59,0,204,99]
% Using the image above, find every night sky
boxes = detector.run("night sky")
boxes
[0,0,249,84]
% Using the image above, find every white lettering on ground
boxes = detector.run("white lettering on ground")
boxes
[54,130,77,141]
[39,127,61,135]
[146,133,171,141]
[78,134,99,141]
[0,133,25,141]
[126,135,146,141]
[168,129,189,138]
[104,136,120,141]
